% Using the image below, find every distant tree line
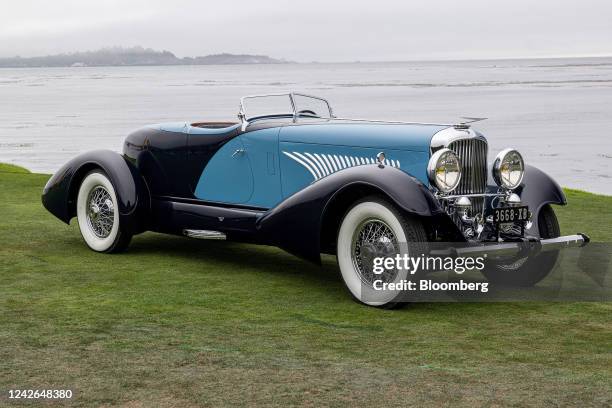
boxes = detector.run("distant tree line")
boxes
[0,46,290,67]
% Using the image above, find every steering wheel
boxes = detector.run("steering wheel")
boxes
[297,109,319,117]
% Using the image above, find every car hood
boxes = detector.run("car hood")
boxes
[279,122,449,152]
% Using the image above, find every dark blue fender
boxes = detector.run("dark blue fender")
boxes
[256,164,446,263]
[41,150,150,234]
[517,164,566,235]
[485,164,566,235]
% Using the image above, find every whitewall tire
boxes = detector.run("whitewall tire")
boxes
[337,197,427,308]
[76,170,131,253]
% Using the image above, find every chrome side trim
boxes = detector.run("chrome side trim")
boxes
[183,229,227,240]
[332,117,453,127]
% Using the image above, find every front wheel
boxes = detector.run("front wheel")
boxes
[482,204,560,286]
[336,196,427,308]
[76,170,132,253]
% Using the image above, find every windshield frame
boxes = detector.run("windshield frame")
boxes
[238,92,335,130]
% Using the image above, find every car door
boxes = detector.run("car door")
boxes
[238,127,283,208]
[193,136,254,204]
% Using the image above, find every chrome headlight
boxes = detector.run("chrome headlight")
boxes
[493,148,524,190]
[427,148,461,193]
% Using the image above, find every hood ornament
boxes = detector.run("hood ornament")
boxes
[454,117,488,130]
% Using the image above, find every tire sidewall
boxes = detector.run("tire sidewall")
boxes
[337,200,410,307]
[76,171,121,252]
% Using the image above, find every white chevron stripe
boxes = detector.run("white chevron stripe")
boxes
[284,150,401,180]
[326,156,335,171]
[314,154,329,176]
[283,152,318,180]
[323,154,336,172]
[332,155,342,170]
[294,152,322,179]
[326,154,338,172]
[341,156,349,168]
[313,153,330,176]
[303,152,326,177]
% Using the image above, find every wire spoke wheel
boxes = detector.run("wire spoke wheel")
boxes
[337,197,427,308]
[351,218,399,285]
[76,170,132,253]
[85,186,115,238]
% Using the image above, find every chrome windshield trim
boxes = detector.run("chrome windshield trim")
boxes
[238,93,466,130]
[239,92,335,130]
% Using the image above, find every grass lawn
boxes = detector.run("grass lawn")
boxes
[1,166,610,407]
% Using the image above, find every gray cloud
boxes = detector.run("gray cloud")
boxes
[1,0,611,61]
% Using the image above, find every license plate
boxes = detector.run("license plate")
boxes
[493,206,529,224]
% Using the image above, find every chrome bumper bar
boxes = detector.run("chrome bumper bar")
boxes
[430,233,590,259]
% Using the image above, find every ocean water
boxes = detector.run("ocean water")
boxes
[1,58,611,194]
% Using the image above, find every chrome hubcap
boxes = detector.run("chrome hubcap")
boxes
[351,218,399,285]
[86,186,114,238]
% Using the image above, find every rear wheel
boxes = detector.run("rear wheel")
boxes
[482,204,560,286]
[76,170,132,253]
[336,196,427,308]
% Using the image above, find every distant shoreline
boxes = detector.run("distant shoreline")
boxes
[0,46,610,68]
[0,47,291,68]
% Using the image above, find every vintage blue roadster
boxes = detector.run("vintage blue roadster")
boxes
[42,93,588,307]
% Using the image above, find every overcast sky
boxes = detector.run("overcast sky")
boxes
[1,0,611,61]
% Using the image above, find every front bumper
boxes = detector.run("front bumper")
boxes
[430,233,590,259]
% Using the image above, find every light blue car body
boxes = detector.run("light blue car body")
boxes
[160,121,448,209]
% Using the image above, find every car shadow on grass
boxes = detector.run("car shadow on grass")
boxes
[127,232,341,282]
[122,232,473,312]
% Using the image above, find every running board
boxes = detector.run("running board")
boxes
[183,229,227,240]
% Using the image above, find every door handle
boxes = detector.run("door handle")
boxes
[232,148,245,158]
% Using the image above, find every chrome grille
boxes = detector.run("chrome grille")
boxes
[448,138,488,215]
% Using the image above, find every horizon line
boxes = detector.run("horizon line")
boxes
[1,46,611,66]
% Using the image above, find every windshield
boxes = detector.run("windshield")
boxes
[239,93,334,122]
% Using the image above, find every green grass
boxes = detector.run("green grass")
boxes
[0,163,30,173]
[1,167,610,407]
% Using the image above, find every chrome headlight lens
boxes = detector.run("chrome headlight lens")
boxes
[427,148,462,193]
[493,148,524,190]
